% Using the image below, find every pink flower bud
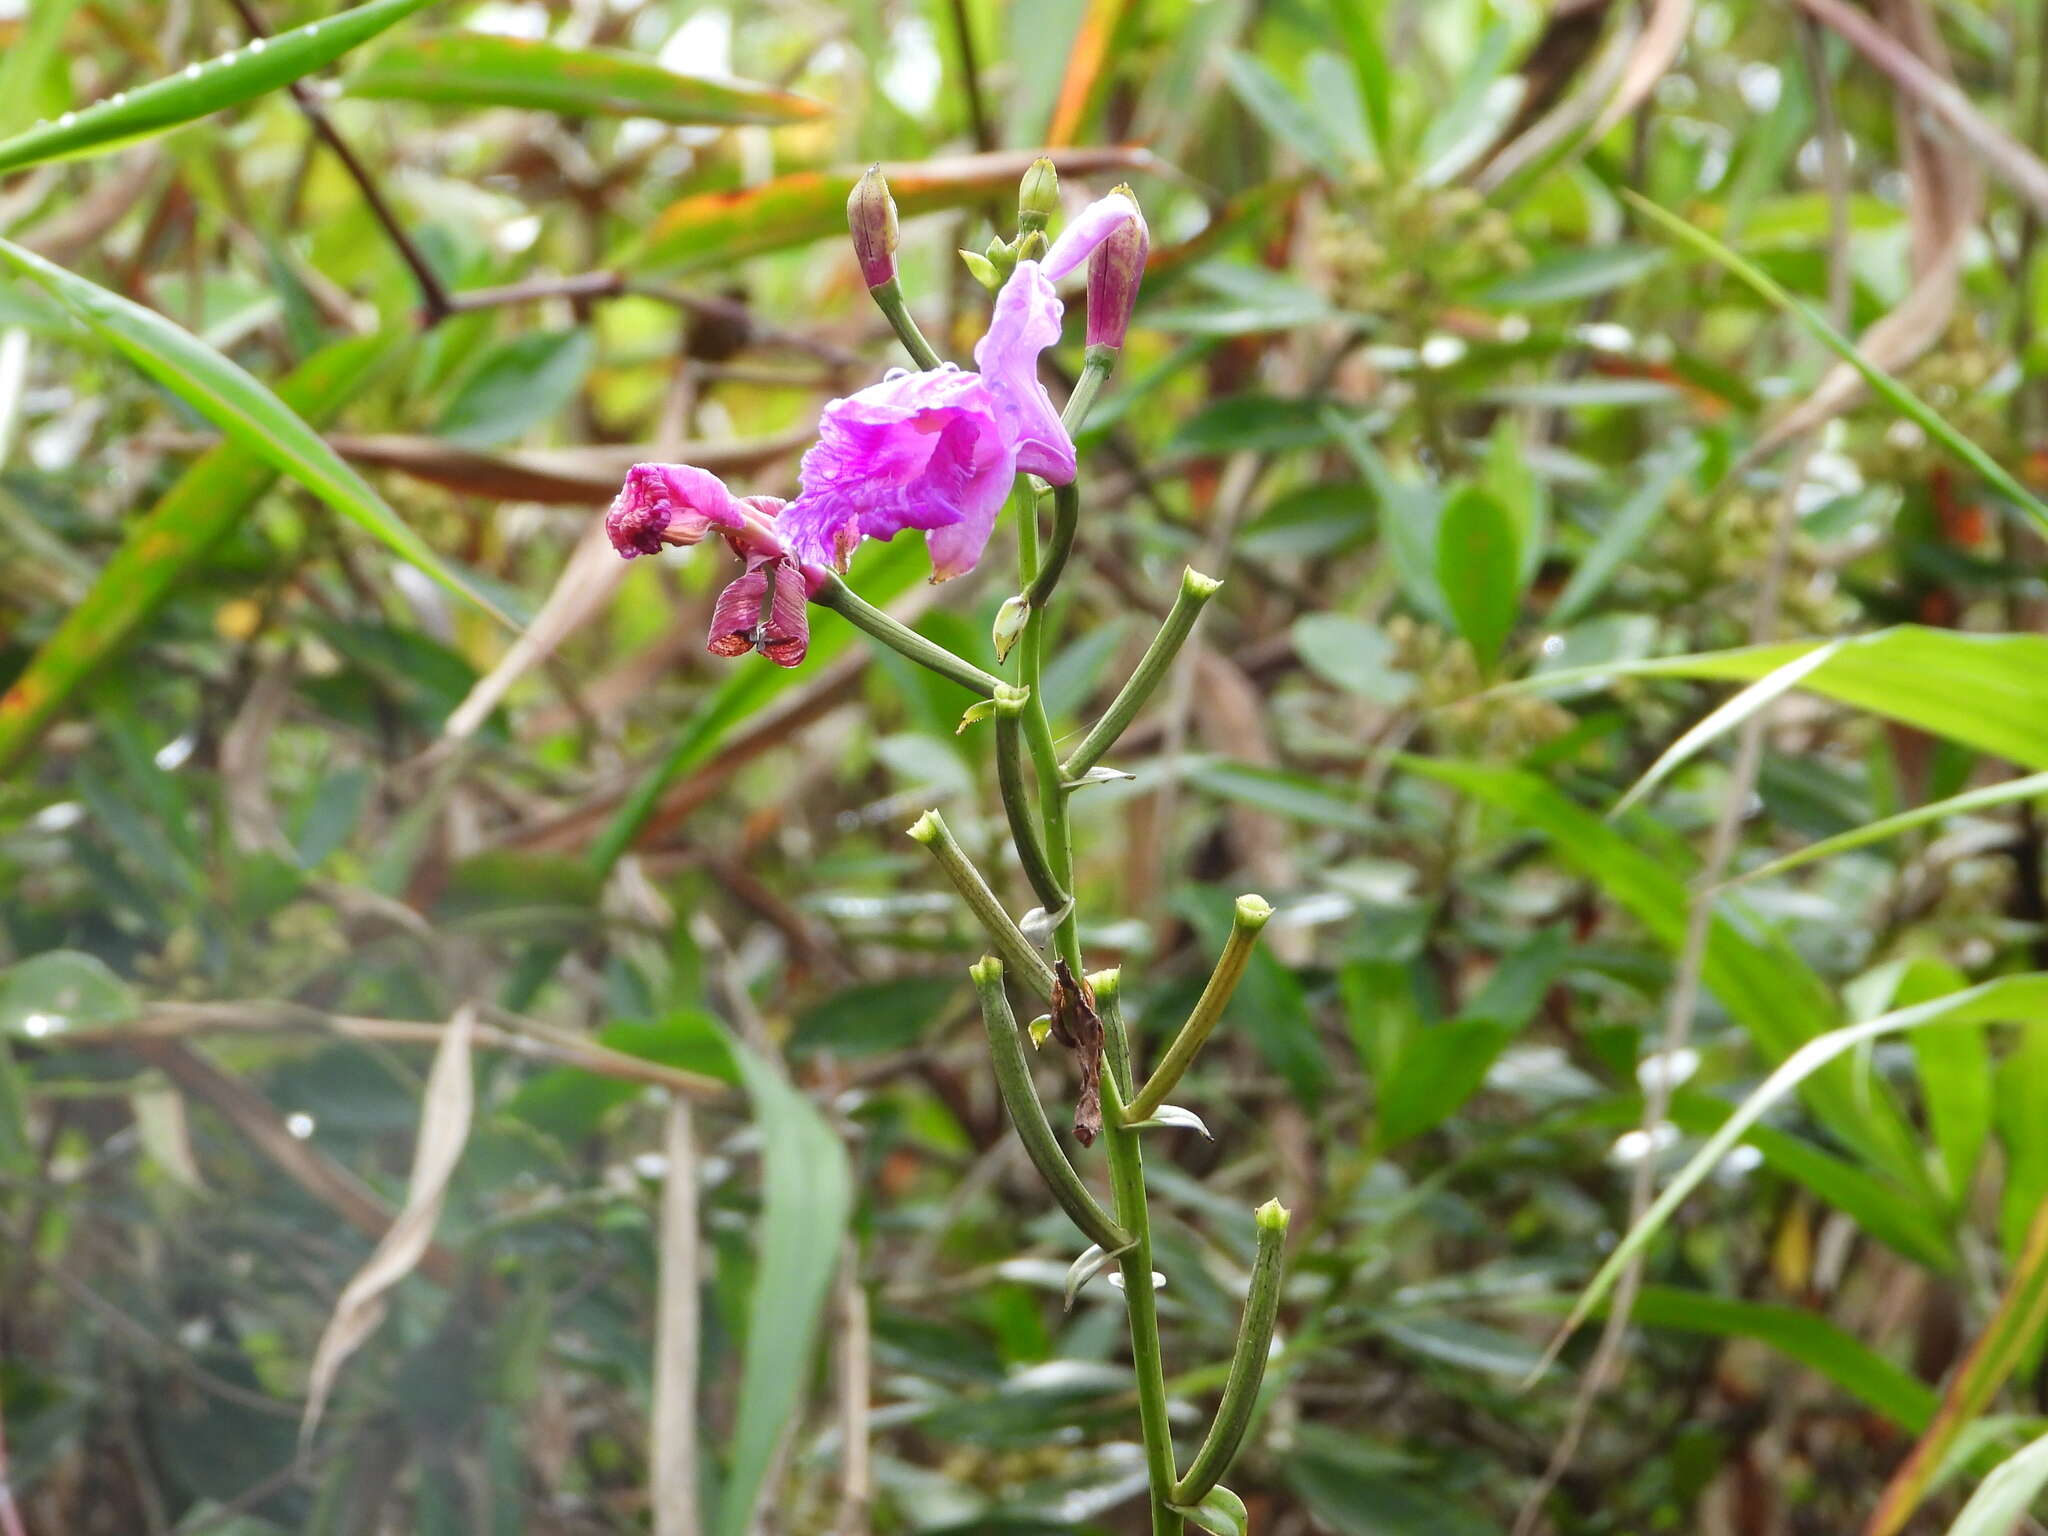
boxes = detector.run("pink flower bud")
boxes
[1085,189,1148,350]
[847,165,899,290]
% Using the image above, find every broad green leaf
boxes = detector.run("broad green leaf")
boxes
[1406,759,1927,1190]
[1170,1485,1248,1536]
[1873,1187,2048,1535]
[1732,771,2048,886]
[1171,395,1336,456]
[1999,1023,2048,1263]
[1329,0,1394,167]
[1625,191,2048,541]
[0,337,387,774]
[0,239,509,625]
[1550,436,1701,626]
[1549,974,2048,1377]
[1184,758,1375,834]
[0,0,85,140]
[1415,24,1515,186]
[347,32,827,124]
[791,977,961,1058]
[1292,614,1414,705]
[1480,245,1669,307]
[1624,1287,1936,1432]
[1941,1430,2048,1536]
[0,0,440,175]
[0,950,138,1039]
[1435,485,1521,668]
[625,146,1150,274]
[1374,1016,1513,1151]
[1220,52,1352,179]
[1516,628,2048,771]
[1613,641,1845,816]
[1323,407,1448,624]
[436,329,595,447]
[718,1043,854,1536]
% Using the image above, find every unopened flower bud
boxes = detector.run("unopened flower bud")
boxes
[1086,186,1149,350]
[1017,156,1059,237]
[959,248,1000,292]
[992,593,1030,661]
[848,165,898,289]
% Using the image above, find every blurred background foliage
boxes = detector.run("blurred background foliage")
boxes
[10,0,2048,1532]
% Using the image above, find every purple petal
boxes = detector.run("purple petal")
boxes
[973,262,1075,485]
[757,557,811,667]
[782,367,1015,573]
[707,566,767,657]
[1041,192,1143,281]
[607,463,746,559]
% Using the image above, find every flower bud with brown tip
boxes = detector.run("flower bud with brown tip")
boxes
[847,164,898,290]
[1086,185,1148,350]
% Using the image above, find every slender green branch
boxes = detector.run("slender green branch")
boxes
[971,957,1129,1252]
[908,811,1056,999]
[1102,1068,1181,1535]
[1060,344,1119,435]
[1094,967,1135,1100]
[993,686,1069,914]
[866,275,944,370]
[1060,568,1222,780]
[813,575,1002,697]
[1125,896,1272,1124]
[1013,482,1085,978]
[1024,481,1080,610]
[1173,1199,1290,1504]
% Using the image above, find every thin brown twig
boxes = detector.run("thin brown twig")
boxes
[222,0,456,323]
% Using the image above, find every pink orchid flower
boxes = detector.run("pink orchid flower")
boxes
[605,190,1146,664]
[782,190,1144,581]
[605,463,826,668]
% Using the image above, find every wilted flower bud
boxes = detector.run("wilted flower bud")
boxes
[1086,186,1148,350]
[1017,156,1059,237]
[847,164,898,289]
[991,592,1030,661]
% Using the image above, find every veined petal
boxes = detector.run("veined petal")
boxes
[974,261,1075,485]
[782,366,1015,574]
[607,462,745,559]
[706,566,768,657]
[757,557,810,666]
[1041,191,1143,282]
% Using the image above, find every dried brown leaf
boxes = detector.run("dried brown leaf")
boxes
[302,1003,478,1440]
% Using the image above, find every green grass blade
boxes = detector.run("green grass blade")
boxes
[0,237,510,626]
[1622,190,2048,539]
[1407,758,1929,1191]
[345,32,826,124]
[0,0,440,175]
[1731,772,2048,887]
[719,1044,853,1536]
[1541,974,2048,1383]
[0,0,86,140]
[1623,1287,1936,1432]
[1940,1430,2048,1536]
[1872,1193,2048,1535]
[0,335,389,774]
[1506,627,2048,771]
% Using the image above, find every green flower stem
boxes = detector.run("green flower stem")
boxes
[1013,486,1085,978]
[908,811,1056,999]
[1124,895,1273,1124]
[1060,344,1119,435]
[1023,481,1079,611]
[1172,1199,1290,1505]
[865,275,943,371]
[993,686,1069,915]
[970,956,1130,1253]
[812,575,1002,698]
[1102,1066,1182,1536]
[1060,568,1222,780]
[1094,967,1135,1099]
